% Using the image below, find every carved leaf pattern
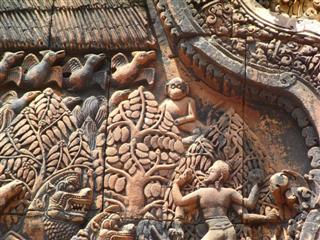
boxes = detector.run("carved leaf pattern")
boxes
[96,86,183,217]
[0,88,93,230]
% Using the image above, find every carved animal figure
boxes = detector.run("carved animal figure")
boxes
[62,96,83,111]
[72,206,136,240]
[0,90,41,131]
[18,50,66,89]
[0,51,24,85]
[160,77,205,144]
[0,180,25,213]
[63,53,106,91]
[111,50,156,88]
[72,96,107,148]
[109,89,132,108]
[22,170,93,240]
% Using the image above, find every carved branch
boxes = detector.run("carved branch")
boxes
[69,135,82,166]
[149,107,165,130]
[0,155,42,166]
[104,190,128,203]
[146,153,161,177]
[118,102,136,132]
[40,112,68,135]
[130,139,145,173]
[136,129,179,142]
[107,120,134,132]
[105,164,131,179]
[105,198,126,212]
[38,95,50,123]
[146,163,178,176]
[148,175,169,183]
[136,87,146,131]
[25,114,46,173]
[139,199,164,215]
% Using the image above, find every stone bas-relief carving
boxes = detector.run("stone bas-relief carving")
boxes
[172,161,260,240]
[0,0,319,238]
[257,0,320,19]
[0,55,317,240]
[160,78,205,134]
[0,48,317,240]
[0,50,156,92]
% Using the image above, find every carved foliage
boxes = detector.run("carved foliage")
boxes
[0,88,93,230]
[96,86,184,218]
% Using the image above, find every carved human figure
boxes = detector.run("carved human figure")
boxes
[160,77,205,134]
[172,160,260,240]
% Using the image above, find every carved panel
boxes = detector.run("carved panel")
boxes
[0,0,319,239]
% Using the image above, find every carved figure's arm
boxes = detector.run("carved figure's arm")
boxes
[232,203,275,224]
[175,99,196,125]
[172,183,199,206]
[172,168,199,207]
[230,184,259,209]
[242,212,279,224]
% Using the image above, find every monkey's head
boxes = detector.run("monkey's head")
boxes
[166,77,189,101]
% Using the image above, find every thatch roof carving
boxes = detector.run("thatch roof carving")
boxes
[0,0,154,51]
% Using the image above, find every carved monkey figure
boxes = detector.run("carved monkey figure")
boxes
[160,77,204,134]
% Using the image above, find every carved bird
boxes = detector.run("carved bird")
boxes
[111,51,156,88]
[72,96,107,148]
[62,96,83,111]
[0,51,25,85]
[0,90,41,131]
[109,89,132,108]
[17,50,66,89]
[63,53,106,91]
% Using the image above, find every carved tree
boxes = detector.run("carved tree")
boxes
[95,86,184,218]
[0,88,92,229]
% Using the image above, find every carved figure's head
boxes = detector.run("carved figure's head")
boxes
[269,172,290,205]
[62,96,83,110]
[40,50,66,65]
[1,51,25,66]
[131,50,156,65]
[24,168,94,239]
[27,168,93,223]
[206,160,230,184]
[165,77,189,101]
[269,171,315,213]
[84,53,106,69]
[47,175,93,223]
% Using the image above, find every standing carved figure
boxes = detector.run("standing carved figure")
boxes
[160,77,205,138]
[111,50,156,88]
[172,160,260,240]
[0,51,24,85]
[19,50,66,89]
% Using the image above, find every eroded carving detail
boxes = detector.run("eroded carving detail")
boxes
[0,4,318,236]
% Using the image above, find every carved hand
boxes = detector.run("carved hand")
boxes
[174,118,183,126]
[265,208,280,222]
[175,168,193,187]
[168,227,184,240]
